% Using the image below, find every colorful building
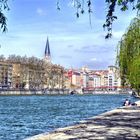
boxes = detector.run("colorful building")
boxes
[65,66,121,92]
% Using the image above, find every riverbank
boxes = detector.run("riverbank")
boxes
[25,100,140,140]
[0,89,133,96]
[0,89,69,95]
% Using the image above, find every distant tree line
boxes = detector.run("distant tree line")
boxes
[117,16,140,95]
[0,54,66,89]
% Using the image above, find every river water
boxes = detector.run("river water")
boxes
[0,94,138,140]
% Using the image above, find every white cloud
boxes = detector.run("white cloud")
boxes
[36,8,47,16]
[67,1,75,7]
[90,58,97,61]
[112,31,124,39]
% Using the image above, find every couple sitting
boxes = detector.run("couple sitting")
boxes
[123,99,137,106]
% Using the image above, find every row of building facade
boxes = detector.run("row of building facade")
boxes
[65,66,121,91]
[0,38,122,91]
[0,60,121,91]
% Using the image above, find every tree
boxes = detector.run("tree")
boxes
[117,16,140,94]
[57,0,140,38]
[43,62,66,89]
[1,0,140,38]
[0,0,9,32]
[0,54,5,61]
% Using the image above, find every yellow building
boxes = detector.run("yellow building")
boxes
[0,61,13,88]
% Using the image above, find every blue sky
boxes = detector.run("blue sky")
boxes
[0,0,137,69]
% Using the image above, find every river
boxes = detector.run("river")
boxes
[0,94,138,140]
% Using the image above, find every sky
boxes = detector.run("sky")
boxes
[0,0,137,70]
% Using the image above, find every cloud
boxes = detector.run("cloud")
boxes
[74,45,97,53]
[67,1,75,7]
[81,46,93,50]
[74,44,115,54]
[80,60,111,70]
[59,55,72,59]
[74,49,96,53]
[112,31,124,39]
[36,8,47,16]
[67,45,74,48]
[90,58,97,61]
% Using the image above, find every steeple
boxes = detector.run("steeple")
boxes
[44,37,51,62]
[45,37,51,57]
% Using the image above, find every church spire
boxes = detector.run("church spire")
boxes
[44,37,51,62]
[45,37,51,57]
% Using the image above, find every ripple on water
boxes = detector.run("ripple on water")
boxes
[0,94,138,140]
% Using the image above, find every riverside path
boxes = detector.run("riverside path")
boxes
[25,101,140,140]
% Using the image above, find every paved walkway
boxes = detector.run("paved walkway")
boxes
[25,101,140,140]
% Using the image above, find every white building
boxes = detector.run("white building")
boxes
[107,66,121,90]
[93,74,101,88]
[81,72,89,88]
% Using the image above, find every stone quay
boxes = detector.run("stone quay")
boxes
[25,101,140,140]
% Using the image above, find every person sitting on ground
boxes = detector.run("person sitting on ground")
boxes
[123,99,131,106]
[131,102,137,106]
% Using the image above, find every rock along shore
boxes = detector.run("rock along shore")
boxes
[25,101,140,140]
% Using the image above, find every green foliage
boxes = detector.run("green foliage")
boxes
[0,0,9,32]
[117,16,140,93]
[4,54,65,89]
[57,0,140,38]
[0,0,140,34]
[102,0,139,38]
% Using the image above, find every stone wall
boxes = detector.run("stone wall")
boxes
[0,89,70,95]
